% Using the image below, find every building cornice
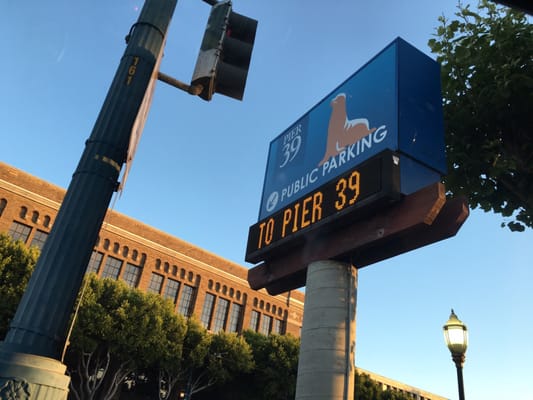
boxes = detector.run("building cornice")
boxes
[0,178,61,210]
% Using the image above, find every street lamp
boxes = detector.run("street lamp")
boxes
[443,309,468,400]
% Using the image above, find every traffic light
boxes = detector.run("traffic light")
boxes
[191,1,257,101]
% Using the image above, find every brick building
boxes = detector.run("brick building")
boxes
[0,161,449,400]
[0,161,304,336]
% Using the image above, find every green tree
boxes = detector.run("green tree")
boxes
[207,330,300,400]
[244,331,300,400]
[355,372,380,400]
[66,275,186,400]
[173,318,212,399]
[428,0,532,231]
[355,371,411,400]
[0,232,39,339]
[177,322,254,400]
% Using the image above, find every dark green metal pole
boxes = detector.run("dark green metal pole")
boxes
[0,0,177,398]
[453,354,466,400]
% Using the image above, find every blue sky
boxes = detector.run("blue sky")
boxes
[1,1,532,399]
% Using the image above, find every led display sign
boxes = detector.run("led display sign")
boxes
[246,38,446,263]
[246,151,401,263]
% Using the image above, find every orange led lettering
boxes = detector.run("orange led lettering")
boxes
[292,203,300,233]
[335,178,347,210]
[264,219,274,245]
[312,191,323,222]
[282,208,292,238]
[335,170,360,210]
[301,196,313,228]
[257,221,266,248]
[278,192,324,235]
[348,170,360,205]
[257,218,275,248]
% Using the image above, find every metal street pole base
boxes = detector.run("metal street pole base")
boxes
[0,350,70,399]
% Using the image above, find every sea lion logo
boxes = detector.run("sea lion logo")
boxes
[318,93,377,166]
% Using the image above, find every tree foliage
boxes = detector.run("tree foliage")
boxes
[428,0,532,231]
[205,330,300,400]
[243,331,300,400]
[355,372,411,400]
[0,232,39,339]
[66,275,187,400]
[175,322,254,400]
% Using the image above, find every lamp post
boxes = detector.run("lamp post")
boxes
[443,309,468,400]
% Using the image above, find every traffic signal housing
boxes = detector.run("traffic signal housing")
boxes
[191,1,257,101]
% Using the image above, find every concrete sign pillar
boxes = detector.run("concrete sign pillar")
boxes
[295,260,357,400]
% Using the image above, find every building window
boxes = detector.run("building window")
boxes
[101,255,122,280]
[273,319,285,335]
[227,303,242,333]
[87,251,104,274]
[249,310,260,332]
[212,298,229,333]
[19,206,28,219]
[30,230,49,250]
[0,198,7,217]
[122,263,141,288]
[163,278,181,304]
[43,215,51,228]
[260,315,272,335]
[8,221,32,243]
[200,293,216,329]
[31,211,39,223]
[177,284,195,317]
[147,273,164,294]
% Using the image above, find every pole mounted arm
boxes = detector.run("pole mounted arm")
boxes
[157,71,204,95]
